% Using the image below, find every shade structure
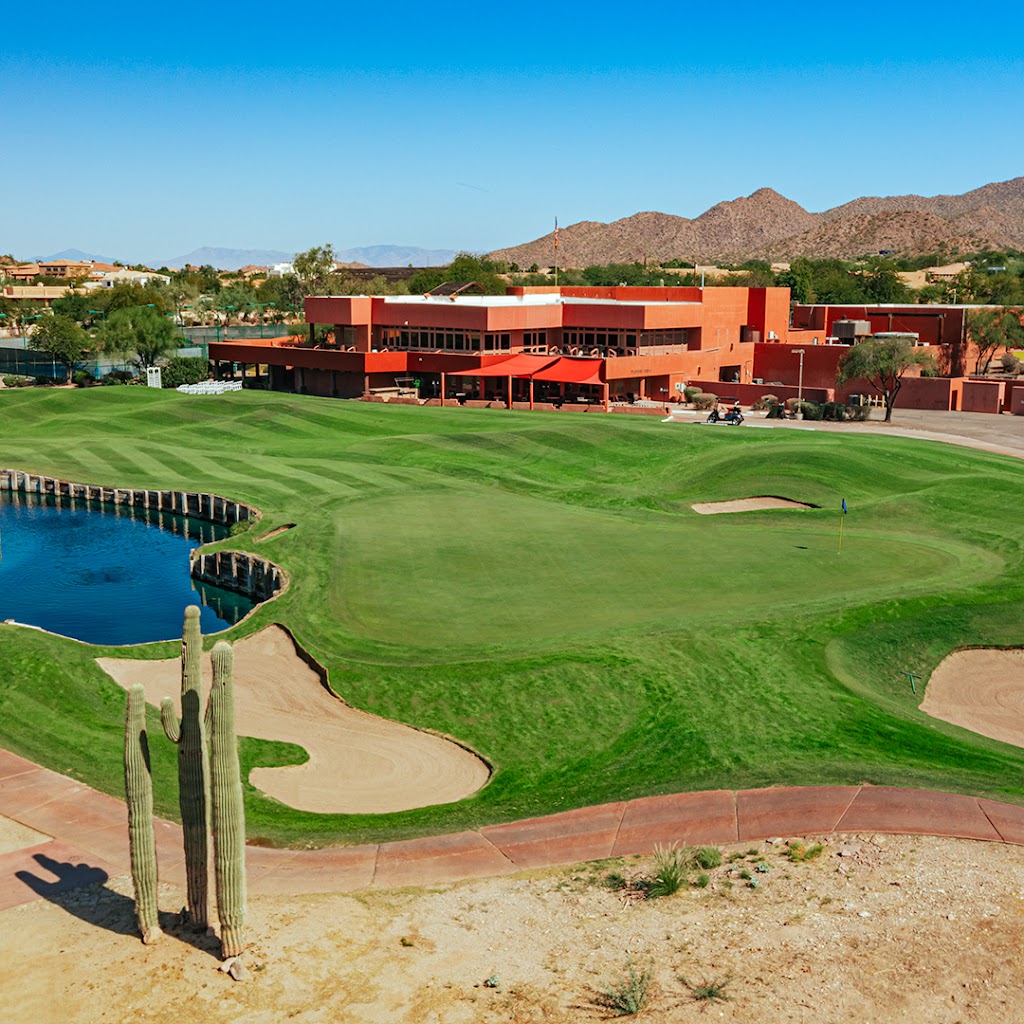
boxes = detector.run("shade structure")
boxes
[530,357,606,386]
[448,354,557,378]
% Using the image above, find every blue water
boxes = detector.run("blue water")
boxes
[0,490,254,645]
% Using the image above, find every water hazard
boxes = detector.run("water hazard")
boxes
[0,490,254,645]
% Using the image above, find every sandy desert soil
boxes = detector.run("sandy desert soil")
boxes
[98,626,489,815]
[921,648,1024,748]
[691,497,813,515]
[2,832,1022,1024]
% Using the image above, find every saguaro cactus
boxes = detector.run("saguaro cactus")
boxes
[124,685,162,944]
[160,605,209,930]
[208,641,247,958]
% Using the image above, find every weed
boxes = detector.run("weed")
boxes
[755,862,770,873]
[727,852,746,863]
[744,848,759,856]
[747,878,760,889]
[786,841,825,863]
[692,846,722,869]
[693,872,710,889]
[604,871,628,891]
[679,973,732,1006]
[739,868,752,880]
[399,936,414,947]
[593,963,653,1017]
[645,845,688,899]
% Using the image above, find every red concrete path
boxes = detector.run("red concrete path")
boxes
[4,746,1024,912]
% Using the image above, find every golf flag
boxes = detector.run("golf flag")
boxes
[842,498,847,514]
[838,498,847,554]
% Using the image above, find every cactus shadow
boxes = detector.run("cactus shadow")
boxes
[15,852,221,957]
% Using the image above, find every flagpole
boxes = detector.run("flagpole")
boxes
[838,513,844,555]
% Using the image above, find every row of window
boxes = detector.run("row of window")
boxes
[374,326,690,354]
[377,329,513,352]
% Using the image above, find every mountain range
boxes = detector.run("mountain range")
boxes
[155,245,458,271]
[488,177,1024,267]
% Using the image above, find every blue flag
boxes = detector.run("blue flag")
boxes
[841,498,847,514]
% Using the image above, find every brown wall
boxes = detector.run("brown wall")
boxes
[961,380,1005,414]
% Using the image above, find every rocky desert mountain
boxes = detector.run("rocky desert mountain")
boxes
[489,177,1024,267]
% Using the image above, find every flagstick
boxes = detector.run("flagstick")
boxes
[554,217,559,288]
[838,512,844,555]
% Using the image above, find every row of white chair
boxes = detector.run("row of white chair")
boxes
[176,381,244,395]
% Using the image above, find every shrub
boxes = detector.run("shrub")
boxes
[645,845,688,898]
[785,840,825,863]
[784,397,801,414]
[593,963,652,1017]
[692,846,722,869]
[679,973,732,1006]
[847,403,871,421]
[692,392,718,411]
[683,385,703,404]
[821,401,849,421]
[101,369,135,386]
[752,394,778,411]
[34,375,57,386]
[161,356,211,388]
[2,375,32,388]
[693,872,710,888]
[1000,352,1021,374]
[798,400,823,420]
[72,369,94,387]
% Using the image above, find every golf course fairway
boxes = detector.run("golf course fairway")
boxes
[2,387,1023,847]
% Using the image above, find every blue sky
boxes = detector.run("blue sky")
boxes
[4,2,1023,263]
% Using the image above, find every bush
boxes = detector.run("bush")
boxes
[821,401,849,421]
[692,846,722,869]
[593,963,652,1017]
[798,400,823,420]
[752,394,778,411]
[2,375,33,388]
[693,392,718,411]
[784,397,801,414]
[1000,352,1021,374]
[161,356,211,389]
[101,370,136,386]
[645,845,688,898]
[683,385,703,404]
[72,369,94,387]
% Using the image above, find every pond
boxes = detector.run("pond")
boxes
[0,490,254,645]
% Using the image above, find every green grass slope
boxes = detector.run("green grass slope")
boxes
[2,387,1024,846]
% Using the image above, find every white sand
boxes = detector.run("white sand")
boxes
[98,626,489,814]
[692,496,813,515]
[920,648,1024,748]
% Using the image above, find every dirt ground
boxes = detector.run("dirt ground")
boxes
[98,626,489,815]
[2,831,1022,1024]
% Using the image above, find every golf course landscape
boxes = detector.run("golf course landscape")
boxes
[3,387,1024,848]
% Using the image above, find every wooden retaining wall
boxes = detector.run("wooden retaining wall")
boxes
[190,550,285,602]
[0,468,257,526]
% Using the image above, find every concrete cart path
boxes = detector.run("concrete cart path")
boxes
[4,747,1024,911]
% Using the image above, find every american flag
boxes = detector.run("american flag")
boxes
[554,217,559,250]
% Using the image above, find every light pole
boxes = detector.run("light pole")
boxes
[792,349,805,415]
[253,301,275,338]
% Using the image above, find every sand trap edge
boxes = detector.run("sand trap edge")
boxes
[692,496,816,515]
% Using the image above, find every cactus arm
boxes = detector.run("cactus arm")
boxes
[209,641,247,959]
[124,685,162,944]
[160,697,180,743]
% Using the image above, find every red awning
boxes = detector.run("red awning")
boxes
[531,357,606,386]
[447,354,556,378]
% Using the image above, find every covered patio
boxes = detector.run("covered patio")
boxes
[441,355,610,410]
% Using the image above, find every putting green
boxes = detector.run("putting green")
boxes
[332,491,999,647]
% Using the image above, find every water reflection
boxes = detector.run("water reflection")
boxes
[0,490,255,645]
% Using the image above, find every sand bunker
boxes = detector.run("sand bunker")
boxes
[921,648,1024,748]
[692,496,814,515]
[98,626,490,815]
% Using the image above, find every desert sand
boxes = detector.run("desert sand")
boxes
[692,497,813,515]
[3,832,1022,1024]
[98,625,490,815]
[921,647,1024,748]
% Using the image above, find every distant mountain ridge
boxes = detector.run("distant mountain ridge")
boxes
[40,248,120,264]
[155,245,458,271]
[488,177,1024,267]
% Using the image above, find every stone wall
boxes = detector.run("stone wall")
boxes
[190,550,285,603]
[0,468,257,526]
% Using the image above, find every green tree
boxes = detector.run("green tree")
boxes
[32,314,89,381]
[968,308,1024,373]
[218,283,258,325]
[837,335,936,422]
[51,291,92,323]
[863,259,910,303]
[98,305,177,369]
[293,244,339,295]
[407,252,509,295]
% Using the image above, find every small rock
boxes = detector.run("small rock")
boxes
[228,960,249,982]
[859,911,871,918]
[766,837,781,845]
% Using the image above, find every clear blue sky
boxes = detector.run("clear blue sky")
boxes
[4,1,1023,263]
